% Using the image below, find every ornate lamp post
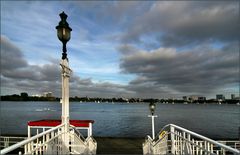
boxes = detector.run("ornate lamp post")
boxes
[149,102,157,139]
[56,11,72,60]
[56,11,72,153]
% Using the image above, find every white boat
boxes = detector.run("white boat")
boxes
[35,109,43,112]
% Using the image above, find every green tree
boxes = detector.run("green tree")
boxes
[21,92,28,101]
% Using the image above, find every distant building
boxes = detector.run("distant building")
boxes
[43,92,52,97]
[216,94,225,101]
[32,94,41,97]
[183,96,205,102]
[235,97,240,100]
[189,95,198,101]
[198,96,206,101]
[183,96,188,101]
[231,94,235,100]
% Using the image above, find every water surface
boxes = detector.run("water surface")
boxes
[1,101,239,139]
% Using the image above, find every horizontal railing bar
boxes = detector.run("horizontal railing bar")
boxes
[0,141,26,143]
[169,124,240,154]
[0,124,64,155]
[0,136,27,139]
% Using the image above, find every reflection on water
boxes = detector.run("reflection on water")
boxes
[1,101,239,139]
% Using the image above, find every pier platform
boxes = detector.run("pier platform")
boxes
[95,137,143,154]
[2,135,238,154]
[1,135,144,154]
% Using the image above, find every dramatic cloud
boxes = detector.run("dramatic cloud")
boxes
[1,1,239,98]
[119,42,239,98]
[73,1,151,27]
[1,36,59,82]
[121,1,239,47]
[117,44,139,55]
[1,36,28,70]
[1,35,130,97]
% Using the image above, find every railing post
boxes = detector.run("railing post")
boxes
[180,132,183,154]
[204,141,207,155]
[28,126,31,138]
[24,144,27,154]
[28,142,30,154]
[200,142,203,155]
[89,123,92,137]
[37,129,39,144]
[187,133,191,154]
[170,125,175,154]
[192,139,195,154]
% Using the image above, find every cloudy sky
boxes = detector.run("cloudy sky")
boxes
[1,1,239,99]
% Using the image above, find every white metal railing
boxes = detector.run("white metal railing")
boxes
[143,134,169,154]
[85,136,97,154]
[0,136,27,148]
[217,141,240,151]
[0,124,97,155]
[0,124,65,154]
[69,125,97,154]
[143,124,240,155]
[70,125,86,142]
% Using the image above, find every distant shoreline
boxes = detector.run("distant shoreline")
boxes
[1,100,239,105]
[1,93,239,104]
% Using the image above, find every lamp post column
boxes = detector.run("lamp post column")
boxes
[149,102,157,140]
[56,11,72,154]
[61,58,71,153]
[148,114,157,139]
[151,115,155,139]
[61,59,70,125]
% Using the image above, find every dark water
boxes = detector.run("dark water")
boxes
[0,101,239,139]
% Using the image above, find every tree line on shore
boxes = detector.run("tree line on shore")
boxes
[0,93,239,104]
[1,93,57,101]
